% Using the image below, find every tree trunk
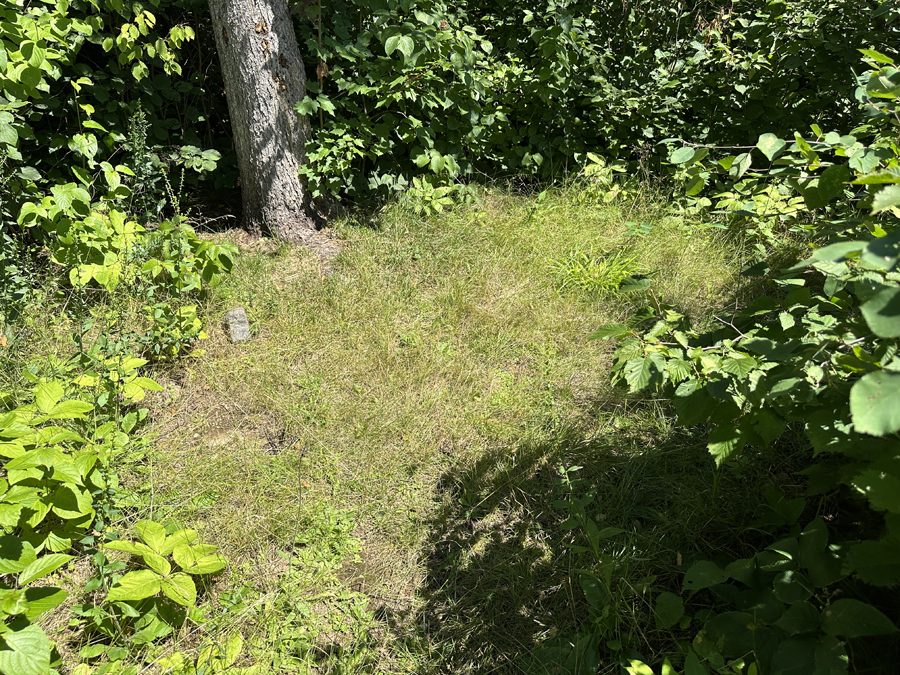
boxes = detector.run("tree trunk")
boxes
[208,0,321,241]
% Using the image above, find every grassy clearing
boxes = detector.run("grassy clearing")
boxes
[19,184,801,673]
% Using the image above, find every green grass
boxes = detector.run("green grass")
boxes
[104,185,787,673]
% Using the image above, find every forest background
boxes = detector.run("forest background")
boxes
[0,0,899,674]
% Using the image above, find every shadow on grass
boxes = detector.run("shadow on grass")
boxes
[398,410,783,675]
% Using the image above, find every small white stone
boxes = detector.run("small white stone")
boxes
[224,307,251,342]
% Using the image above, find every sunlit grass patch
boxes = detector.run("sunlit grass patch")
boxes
[132,183,746,673]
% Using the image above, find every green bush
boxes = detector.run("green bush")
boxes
[595,49,900,674]
[296,0,897,200]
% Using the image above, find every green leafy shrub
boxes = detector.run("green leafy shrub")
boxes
[70,521,226,656]
[13,186,233,362]
[594,49,900,674]
[295,0,897,201]
[138,303,206,360]
[0,378,125,674]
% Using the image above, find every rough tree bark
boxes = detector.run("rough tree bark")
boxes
[208,0,321,242]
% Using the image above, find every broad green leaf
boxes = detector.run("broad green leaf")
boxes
[71,164,91,185]
[708,425,745,465]
[0,503,22,528]
[654,592,684,629]
[35,380,64,414]
[626,660,655,675]
[396,35,415,58]
[50,484,93,519]
[18,553,74,585]
[770,637,817,675]
[873,185,900,213]
[19,66,43,89]
[683,560,727,592]
[683,650,706,675]
[773,569,813,604]
[136,520,167,553]
[172,544,226,574]
[674,388,714,426]
[815,636,848,675]
[20,42,46,69]
[729,152,752,179]
[159,529,198,556]
[670,146,695,164]
[860,287,900,338]
[589,324,628,340]
[794,132,817,161]
[0,536,37,574]
[129,620,172,645]
[847,537,900,586]
[807,240,865,265]
[70,134,98,162]
[752,408,786,446]
[862,229,900,271]
[773,601,820,636]
[384,34,415,58]
[23,586,67,620]
[595,526,624,539]
[293,97,317,115]
[685,174,706,195]
[623,355,664,392]
[103,167,120,191]
[160,572,196,606]
[821,599,897,637]
[860,48,895,64]
[817,164,851,204]
[132,60,149,80]
[850,370,900,435]
[47,399,93,419]
[79,644,106,658]
[0,625,52,675]
[0,589,28,615]
[721,355,757,378]
[725,557,755,585]
[757,133,787,161]
[26,498,51,528]
[798,517,827,560]
[619,277,651,292]
[142,550,171,576]
[666,358,691,382]
[132,377,162,391]
[580,574,609,608]
[850,466,900,513]
[853,170,900,185]
[51,182,91,210]
[103,540,143,555]
[0,122,17,146]
[106,569,162,602]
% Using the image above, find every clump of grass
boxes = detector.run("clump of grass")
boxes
[551,247,646,298]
